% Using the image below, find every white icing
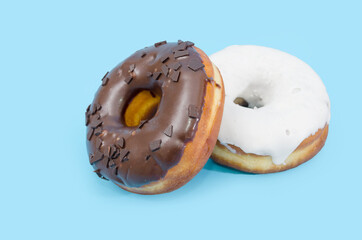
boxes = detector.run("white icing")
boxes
[219,141,237,154]
[211,45,330,165]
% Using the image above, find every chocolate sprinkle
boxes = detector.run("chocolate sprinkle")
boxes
[153,72,161,80]
[119,149,130,162]
[92,103,101,114]
[114,167,119,176]
[108,145,117,158]
[170,71,180,82]
[146,72,153,77]
[94,126,103,136]
[116,137,125,149]
[86,104,91,112]
[85,112,90,126]
[96,138,103,149]
[108,159,116,168]
[161,65,169,76]
[91,104,98,114]
[188,105,200,119]
[125,76,133,84]
[186,41,194,47]
[141,52,146,58]
[154,41,167,47]
[90,151,104,164]
[91,119,103,129]
[174,42,187,52]
[112,147,120,159]
[102,72,109,81]
[101,72,109,86]
[174,50,189,58]
[188,58,204,71]
[96,104,102,111]
[102,77,109,86]
[164,125,173,137]
[145,155,151,160]
[94,169,108,180]
[149,139,162,152]
[179,42,187,50]
[170,62,181,70]
[160,56,169,63]
[87,128,94,140]
[129,64,135,72]
[94,169,101,177]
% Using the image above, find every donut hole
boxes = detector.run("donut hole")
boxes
[234,82,273,109]
[124,90,161,127]
[233,97,249,107]
[244,95,264,108]
[234,96,264,109]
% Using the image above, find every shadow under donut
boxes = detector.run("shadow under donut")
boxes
[203,158,256,175]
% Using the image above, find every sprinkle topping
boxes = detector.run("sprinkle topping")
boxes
[170,71,180,82]
[125,76,133,84]
[149,140,162,152]
[154,41,167,47]
[188,105,200,119]
[188,58,204,71]
[164,125,173,137]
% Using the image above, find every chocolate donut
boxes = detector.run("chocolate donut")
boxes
[85,41,224,194]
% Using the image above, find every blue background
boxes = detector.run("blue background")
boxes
[1,0,361,239]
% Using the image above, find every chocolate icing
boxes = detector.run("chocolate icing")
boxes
[86,41,207,188]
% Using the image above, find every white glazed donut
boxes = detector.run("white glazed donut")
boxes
[210,45,330,173]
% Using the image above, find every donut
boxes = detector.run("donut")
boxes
[210,45,330,173]
[85,41,224,194]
